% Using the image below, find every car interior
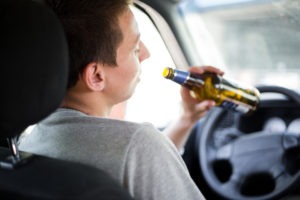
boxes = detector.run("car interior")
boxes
[133,0,300,199]
[1,0,300,199]
[0,0,133,199]
[131,0,300,199]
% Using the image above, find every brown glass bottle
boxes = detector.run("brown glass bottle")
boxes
[162,67,260,114]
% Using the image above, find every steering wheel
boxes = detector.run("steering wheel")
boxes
[198,86,300,200]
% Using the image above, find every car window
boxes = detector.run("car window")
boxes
[114,7,182,128]
[179,0,300,91]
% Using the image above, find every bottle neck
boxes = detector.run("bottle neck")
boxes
[173,69,205,86]
[187,76,205,85]
[163,67,206,87]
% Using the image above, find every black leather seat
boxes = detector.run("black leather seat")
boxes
[0,0,133,199]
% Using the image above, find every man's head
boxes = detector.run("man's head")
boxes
[46,0,133,88]
[46,0,150,115]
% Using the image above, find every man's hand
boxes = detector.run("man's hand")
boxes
[180,66,224,123]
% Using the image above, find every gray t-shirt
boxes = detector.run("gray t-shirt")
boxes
[19,108,205,200]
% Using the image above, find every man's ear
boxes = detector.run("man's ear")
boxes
[81,62,105,91]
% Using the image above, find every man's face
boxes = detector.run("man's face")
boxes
[104,8,150,105]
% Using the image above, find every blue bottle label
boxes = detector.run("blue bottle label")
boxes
[173,70,189,84]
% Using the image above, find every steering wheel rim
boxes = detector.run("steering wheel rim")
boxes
[199,85,300,200]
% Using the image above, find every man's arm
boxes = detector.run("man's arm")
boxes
[163,66,224,150]
[124,123,206,200]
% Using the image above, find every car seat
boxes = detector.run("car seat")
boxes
[0,0,133,199]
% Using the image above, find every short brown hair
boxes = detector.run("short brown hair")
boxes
[46,0,132,88]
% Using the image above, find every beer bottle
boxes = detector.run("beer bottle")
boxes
[162,67,260,114]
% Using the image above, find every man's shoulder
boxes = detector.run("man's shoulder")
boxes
[36,108,159,141]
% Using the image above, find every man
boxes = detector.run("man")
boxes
[19,0,223,199]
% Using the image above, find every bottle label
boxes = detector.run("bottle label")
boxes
[221,100,251,114]
[173,70,189,84]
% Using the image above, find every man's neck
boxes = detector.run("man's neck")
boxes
[61,90,112,117]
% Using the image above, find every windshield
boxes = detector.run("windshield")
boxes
[180,0,300,91]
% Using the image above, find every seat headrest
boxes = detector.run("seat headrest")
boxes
[0,0,68,139]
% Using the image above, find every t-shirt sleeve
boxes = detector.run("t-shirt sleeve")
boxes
[122,123,206,200]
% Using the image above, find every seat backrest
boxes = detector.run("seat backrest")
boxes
[0,0,133,199]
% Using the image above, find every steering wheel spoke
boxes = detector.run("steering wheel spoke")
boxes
[276,172,293,188]
[215,143,233,160]
[219,174,241,197]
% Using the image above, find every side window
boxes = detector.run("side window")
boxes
[111,7,181,129]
